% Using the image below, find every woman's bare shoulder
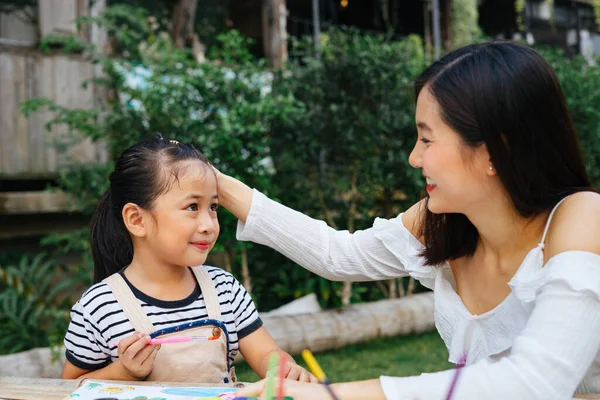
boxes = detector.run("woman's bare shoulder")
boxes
[401,199,427,245]
[545,191,600,259]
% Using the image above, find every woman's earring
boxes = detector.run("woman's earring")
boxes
[488,165,493,171]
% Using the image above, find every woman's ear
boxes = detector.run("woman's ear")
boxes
[122,203,147,238]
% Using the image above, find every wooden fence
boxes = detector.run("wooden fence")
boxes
[0,0,107,221]
[0,49,107,179]
[0,0,107,180]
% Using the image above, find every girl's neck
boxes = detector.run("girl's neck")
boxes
[124,251,194,298]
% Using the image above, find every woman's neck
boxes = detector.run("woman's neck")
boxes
[465,194,549,263]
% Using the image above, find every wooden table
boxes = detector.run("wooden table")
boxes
[0,377,246,400]
[2,377,600,399]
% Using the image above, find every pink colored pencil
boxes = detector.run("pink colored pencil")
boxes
[112,335,218,347]
[277,353,287,400]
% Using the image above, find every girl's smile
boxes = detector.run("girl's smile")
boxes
[190,240,211,251]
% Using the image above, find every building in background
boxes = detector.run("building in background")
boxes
[480,0,600,58]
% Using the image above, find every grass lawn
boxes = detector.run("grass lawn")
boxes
[234,330,452,383]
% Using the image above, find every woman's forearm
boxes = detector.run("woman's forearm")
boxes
[332,379,387,400]
[235,377,387,400]
[216,172,254,223]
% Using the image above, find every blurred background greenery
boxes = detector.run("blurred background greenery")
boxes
[1,0,600,364]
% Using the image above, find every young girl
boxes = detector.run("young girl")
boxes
[226,41,600,399]
[62,138,316,383]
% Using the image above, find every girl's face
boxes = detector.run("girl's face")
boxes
[409,87,494,214]
[144,160,220,268]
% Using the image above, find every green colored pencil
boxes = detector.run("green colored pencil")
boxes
[264,353,280,400]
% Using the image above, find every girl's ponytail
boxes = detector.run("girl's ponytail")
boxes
[90,188,133,283]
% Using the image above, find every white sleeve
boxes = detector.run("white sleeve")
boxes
[380,251,600,400]
[236,190,437,287]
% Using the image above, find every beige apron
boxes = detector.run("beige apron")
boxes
[104,266,236,383]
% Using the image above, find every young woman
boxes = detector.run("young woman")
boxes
[223,41,600,399]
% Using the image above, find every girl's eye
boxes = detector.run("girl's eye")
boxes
[420,138,431,144]
[186,203,198,211]
[210,203,219,212]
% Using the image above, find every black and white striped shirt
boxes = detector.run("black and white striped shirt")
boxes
[64,266,262,371]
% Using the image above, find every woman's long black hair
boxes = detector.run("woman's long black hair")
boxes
[415,41,592,265]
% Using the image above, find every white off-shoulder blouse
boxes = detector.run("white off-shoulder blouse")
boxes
[237,190,600,400]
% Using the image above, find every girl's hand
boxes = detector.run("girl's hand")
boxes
[235,378,333,400]
[116,331,160,380]
[273,361,318,383]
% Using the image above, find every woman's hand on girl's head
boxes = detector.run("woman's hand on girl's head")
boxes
[116,331,160,380]
[210,164,223,179]
[235,378,331,400]
[209,167,254,223]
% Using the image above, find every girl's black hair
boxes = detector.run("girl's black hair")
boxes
[90,138,211,283]
[415,41,592,265]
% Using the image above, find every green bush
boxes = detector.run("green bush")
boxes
[22,6,280,310]
[22,5,430,312]
[539,47,600,187]
[256,29,426,308]
[0,254,84,354]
